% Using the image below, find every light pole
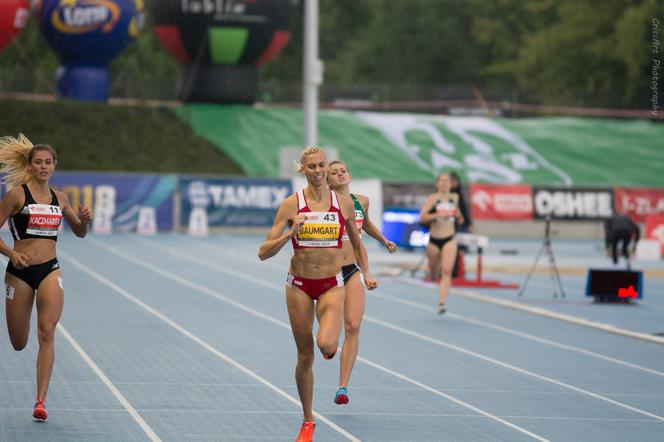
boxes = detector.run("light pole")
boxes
[303,0,322,146]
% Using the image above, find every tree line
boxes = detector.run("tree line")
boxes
[1,0,661,108]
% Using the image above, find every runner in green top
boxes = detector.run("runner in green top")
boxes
[328,160,397,405]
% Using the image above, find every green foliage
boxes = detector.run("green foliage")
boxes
[108,0,179,99]
[473,0,662,107]
[330,1,482,85]
[0,99,243,175]
[1,0,659,108]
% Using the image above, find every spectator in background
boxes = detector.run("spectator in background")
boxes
[0,134,93,421]
[605,213,640,268]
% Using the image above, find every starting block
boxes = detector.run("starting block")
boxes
[452,233,519,289]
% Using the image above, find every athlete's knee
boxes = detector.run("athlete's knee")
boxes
[10,336,28,351]
[441,267,453,278]
[37,321,57,344]
[317,338,338,356]
[296,349,315,367]
[344,319,362,337]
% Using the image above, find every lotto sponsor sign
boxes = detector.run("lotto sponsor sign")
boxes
[614,188,664,222]
[470,184,533,220]
[532,188,614,220]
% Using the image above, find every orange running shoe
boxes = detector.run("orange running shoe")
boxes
[322,350,336,360]
[296,421,315,442]
[33,400,48,421]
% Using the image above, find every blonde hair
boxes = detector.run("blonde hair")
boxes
[328,160,347,169]
[0,134,57,190]
[295,146,327,174]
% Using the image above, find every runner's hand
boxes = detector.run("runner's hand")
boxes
[289,214,306,237]
[78,206,94,225]
[10,251,29,269]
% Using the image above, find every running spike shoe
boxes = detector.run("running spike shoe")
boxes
[334,387,349,405]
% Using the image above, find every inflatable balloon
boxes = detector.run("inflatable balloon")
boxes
[35,0,144,101]
[152,0,295,103]
[0,0,29,53]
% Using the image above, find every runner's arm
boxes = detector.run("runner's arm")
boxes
[259,197,301,261]
[360,197,397,253]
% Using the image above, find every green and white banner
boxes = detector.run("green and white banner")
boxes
[173,105,664,187]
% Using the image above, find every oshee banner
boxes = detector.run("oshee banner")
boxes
[532,187,614,220]
[50,171,176,231]
[470,184,533,220]
[180,177,292,227]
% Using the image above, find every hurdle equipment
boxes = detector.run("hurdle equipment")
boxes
[452,233,519,289]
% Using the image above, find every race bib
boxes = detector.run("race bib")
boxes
[435,201,456,218]
[355,209,365,232]
[342,209,364,241]
[296,211,341,247]
[26,204,62,236]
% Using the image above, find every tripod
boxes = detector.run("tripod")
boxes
[518,216,566,299]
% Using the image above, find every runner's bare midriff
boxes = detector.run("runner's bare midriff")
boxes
[290,247,343,278]
[13,239,57,265]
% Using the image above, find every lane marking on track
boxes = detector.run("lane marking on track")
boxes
[398,277,664,345]
[59,324,163,442]
[161,237,664,377]
[131,238,664,423]
[62,251,361,442]
[88,238,551,441]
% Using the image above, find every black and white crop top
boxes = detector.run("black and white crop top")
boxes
[9,184,62,241]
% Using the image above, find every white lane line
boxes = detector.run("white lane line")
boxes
[0,256,161,441]
[57,324,162,442]
[145,238,664,377]
[399,277,664,345]
[60,251,361,442]
[134,238,664,423]
[369,291,664,377]
[92,237,550,441]
[364,315,664,423]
